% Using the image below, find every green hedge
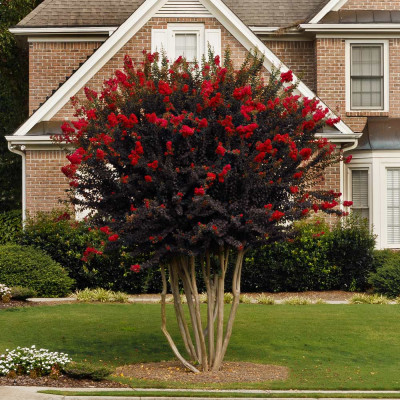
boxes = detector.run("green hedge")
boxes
[369,250,400,298]
[0,209,22,244]
[20,211,376,294]
[241,215,376,292]
[0,244,74,297]
[21,211,162,294]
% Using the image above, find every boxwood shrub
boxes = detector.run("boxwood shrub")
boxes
[0,244,74,297]
[369,250,400,298]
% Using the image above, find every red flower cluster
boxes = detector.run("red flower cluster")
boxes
[194,187,205,196]
[269,210,285,221]
[280,70,293,83]
[218,164,231,183]
[82,247,103,262]
[130,264,141,273]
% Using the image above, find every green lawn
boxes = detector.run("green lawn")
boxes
[1,303,400,390]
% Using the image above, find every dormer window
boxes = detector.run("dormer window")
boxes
[346,40,389,112]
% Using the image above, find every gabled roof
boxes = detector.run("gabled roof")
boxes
[17,0,329,29]
[8,0,354,141]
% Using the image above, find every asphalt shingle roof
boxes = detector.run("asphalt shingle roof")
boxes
[17,0,330,28]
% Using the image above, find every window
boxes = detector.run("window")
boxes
[346,40,388,112]
[351,45,383,109]
[151,24,221,64]
[175,33,198,61]
[387,169,400,245]
[351,169,369,222]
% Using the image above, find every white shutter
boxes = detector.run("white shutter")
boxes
[387,169,400,245]
[352,169,369,222]
[151,29,168,57]
[205,29,221,58]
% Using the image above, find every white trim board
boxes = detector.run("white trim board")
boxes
[344,39,389,113]
[8,0,354,139]
[308,0,348,24]
[10,27,118,35]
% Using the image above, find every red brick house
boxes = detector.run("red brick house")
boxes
[6,0,400,249]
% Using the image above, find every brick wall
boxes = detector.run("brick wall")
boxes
[29,41,103,116]
[25,150,70,214]
[52,17,255,119]
[316,38,400,133]
[341,0,400,10]
[263,40,316,92]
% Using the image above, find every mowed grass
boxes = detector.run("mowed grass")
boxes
[1,303,400,389]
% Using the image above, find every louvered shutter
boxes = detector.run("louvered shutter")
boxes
[151,29,168,58]
[387,169,400,245]
[352,169,369,221]
[205,29,221,58]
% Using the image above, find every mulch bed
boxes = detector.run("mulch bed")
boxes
[0,375,128,388]
[116,361,289,383]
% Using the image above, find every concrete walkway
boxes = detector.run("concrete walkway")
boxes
[3,387,400,400]
[27,297,354,305]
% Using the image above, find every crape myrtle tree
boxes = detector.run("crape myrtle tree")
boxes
[59,50,352,372]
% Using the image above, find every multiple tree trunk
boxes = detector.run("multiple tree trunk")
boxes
[160,246,245,372]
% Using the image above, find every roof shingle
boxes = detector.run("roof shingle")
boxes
[16,0,329,28]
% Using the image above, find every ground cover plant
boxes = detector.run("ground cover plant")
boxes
[59,49,350,372]
[1,303,400,389]
[0,345,71,377]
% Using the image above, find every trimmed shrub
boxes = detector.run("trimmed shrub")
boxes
[0,245,74,297]
[369,251,400,298]
[10,286,37,300]
[20,211,162,294]
[325,215,376,291]
[0,210,22,244]
[241,219,336,292]
[241,215,375,293]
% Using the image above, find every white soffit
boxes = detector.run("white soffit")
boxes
[9,0,354,138]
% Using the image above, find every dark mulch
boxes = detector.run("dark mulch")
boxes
[0,375,128,388]
[116,361,289,383]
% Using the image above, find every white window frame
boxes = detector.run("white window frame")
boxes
[346,165,372,229]
[345,39,389,113]
[167,23,205,63]
[383,165,400,249]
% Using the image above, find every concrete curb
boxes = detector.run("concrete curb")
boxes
[4,387,400,400]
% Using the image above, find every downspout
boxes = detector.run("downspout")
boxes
[7,143,26,222]
[340,139,359,212]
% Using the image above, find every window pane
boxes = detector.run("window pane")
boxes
[387,169,400,245]
[351,77,382,108]
[352,169,369,224]
[351,45,382,77]
[175,33,197,61]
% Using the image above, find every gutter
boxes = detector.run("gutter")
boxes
[7,143,26,222]
[300,23,400,32]
[9,26,118,35]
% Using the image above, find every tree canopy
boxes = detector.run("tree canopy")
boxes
[59,51,351,372]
